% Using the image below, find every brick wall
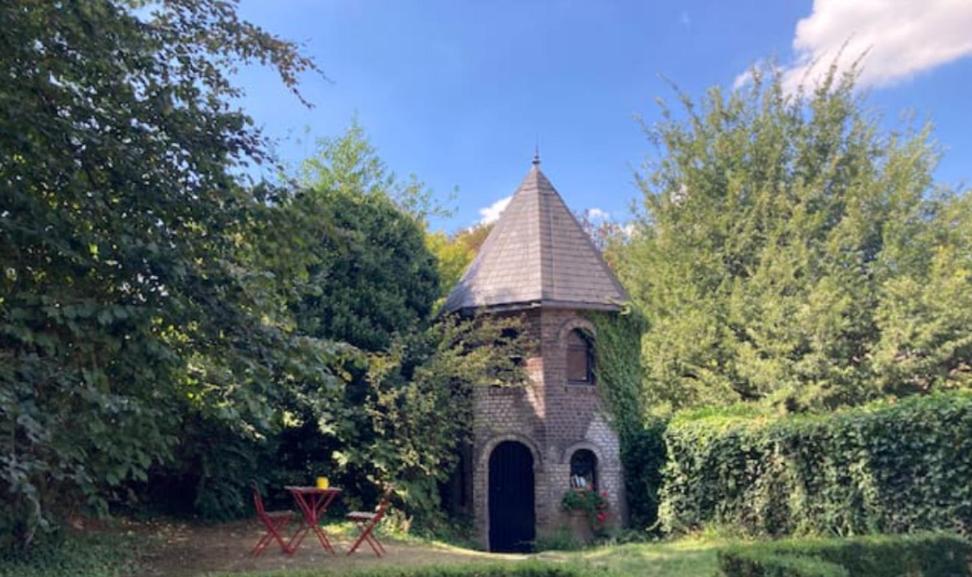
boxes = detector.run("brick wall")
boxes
[471,307,624,549]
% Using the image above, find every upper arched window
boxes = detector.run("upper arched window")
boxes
[566,329,595,384]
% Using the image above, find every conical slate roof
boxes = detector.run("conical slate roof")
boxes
[443,161,628,313]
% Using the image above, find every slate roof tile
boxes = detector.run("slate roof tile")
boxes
[443,162,628,312]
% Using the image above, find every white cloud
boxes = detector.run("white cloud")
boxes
[587,208,610,221]
[478,196,511,224]
[733,69,754,90]
[780,0,972,91]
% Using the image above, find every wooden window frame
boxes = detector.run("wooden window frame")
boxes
[566,329,595,385]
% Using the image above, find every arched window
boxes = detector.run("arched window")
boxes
[566,329,594,384]
[569,449,598,490]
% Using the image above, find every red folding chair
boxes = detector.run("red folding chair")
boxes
[346,486,393,557]
[251,485,294,556]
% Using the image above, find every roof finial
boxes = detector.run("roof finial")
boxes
[532,139,540,166]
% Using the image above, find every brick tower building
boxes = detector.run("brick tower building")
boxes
[443,156,628,551]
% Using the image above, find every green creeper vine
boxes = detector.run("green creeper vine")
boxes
[588,309,667,530]
[588,308,645,438]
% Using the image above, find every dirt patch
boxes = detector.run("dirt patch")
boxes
[121,519,527,577]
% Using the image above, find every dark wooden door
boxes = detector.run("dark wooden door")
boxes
[488,441,535,552]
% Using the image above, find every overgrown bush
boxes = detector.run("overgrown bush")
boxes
[718,533,972,577]
[660,392,972,536]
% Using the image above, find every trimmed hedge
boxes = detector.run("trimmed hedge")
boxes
[718,533,972,577]
[660,392,972,536]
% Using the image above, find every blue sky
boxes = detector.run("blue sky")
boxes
[234,0,972,233]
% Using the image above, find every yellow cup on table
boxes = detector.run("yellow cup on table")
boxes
[315,476,329,489]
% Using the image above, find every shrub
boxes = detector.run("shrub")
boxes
[621,418,667,531]
[718,533,972,577]
[660,392,972,536]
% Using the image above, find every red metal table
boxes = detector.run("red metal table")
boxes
[284,486,342,555]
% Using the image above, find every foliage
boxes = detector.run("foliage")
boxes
[0,0,513,545]
[575,210,629,258]
[588,310,647,437]
[294,124,441,350]
[300,121,455,226]
[872,193,972,394]
[425,223,493,301]
[349,314,525,528]
[588,310,667,532]
[270,125,524,529]
[0,0,322,548]
[156,126,522,526]
[619,62,972,411]
[618,419,667,532]
[0,531,138,577]
[718,533,972,577]
[562,488,611,536]
[659,391,972,536]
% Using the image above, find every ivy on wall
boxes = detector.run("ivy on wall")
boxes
[589,308,646,438]
[588,309,666,530]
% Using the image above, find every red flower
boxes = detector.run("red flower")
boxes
[596,511,608,523]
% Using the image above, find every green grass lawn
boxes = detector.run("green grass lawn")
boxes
[207,535,728,577]
[5,524,966,577]
[0,527,728,577]
[554,536,725,577]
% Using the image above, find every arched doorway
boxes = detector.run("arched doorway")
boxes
[488,440,535,552]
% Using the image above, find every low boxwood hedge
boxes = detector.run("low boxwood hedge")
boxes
[718,533,972,577]
[660,391,972,536]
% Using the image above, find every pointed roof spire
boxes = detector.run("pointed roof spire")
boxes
[443,163,627,313]
[532,142,540,166]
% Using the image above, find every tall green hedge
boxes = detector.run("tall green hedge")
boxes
[660,392,972,536]
[718,533,972,577]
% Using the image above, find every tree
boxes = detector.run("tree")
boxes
[620,64,970,412]
[351,313,523,529]
[0,0,319,547]
[293,124,441,350]
[259,126,523,529]
[873,193,972,393]
[425,223,492,300]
